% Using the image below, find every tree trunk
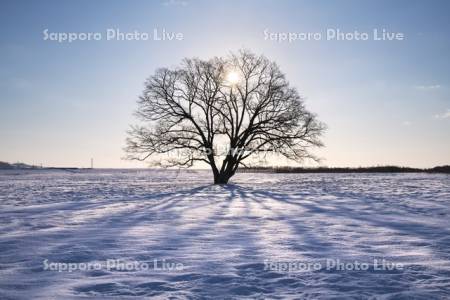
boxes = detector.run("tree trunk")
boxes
[213,170,235,184]
[214,173,230,184]
[211,158,238,184]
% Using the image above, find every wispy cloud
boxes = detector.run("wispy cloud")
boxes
[434,109,450,119]
[414,84,441,90]
[162,0,188,6]
[401,121,412,126]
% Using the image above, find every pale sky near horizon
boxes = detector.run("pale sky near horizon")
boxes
[1,0,449,168]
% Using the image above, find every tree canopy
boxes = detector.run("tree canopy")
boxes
[126,50,325,184]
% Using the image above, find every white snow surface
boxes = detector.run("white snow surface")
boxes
[0,169,449,299]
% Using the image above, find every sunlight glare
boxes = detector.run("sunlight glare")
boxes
[226,70,240,85]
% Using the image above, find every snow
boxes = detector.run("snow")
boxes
[0,169,449,299]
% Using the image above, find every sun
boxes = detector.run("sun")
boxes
[226,70,240,85]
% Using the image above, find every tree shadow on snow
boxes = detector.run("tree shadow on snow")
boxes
[2,180,449,298]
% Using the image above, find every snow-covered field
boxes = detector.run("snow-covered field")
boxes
[0,169,449,299]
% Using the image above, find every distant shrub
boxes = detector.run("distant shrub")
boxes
[0,161,14,169]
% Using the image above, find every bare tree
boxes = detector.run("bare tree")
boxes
[125,50,325,184]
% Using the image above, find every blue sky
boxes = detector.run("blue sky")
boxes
[1,0,449,168]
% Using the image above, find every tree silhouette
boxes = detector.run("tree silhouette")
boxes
[125,50,325,184]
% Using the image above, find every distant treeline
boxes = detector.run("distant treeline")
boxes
[0,161,40,170]
[239,165,450,174]
[2,160,449,174]
[0,161,81,170]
